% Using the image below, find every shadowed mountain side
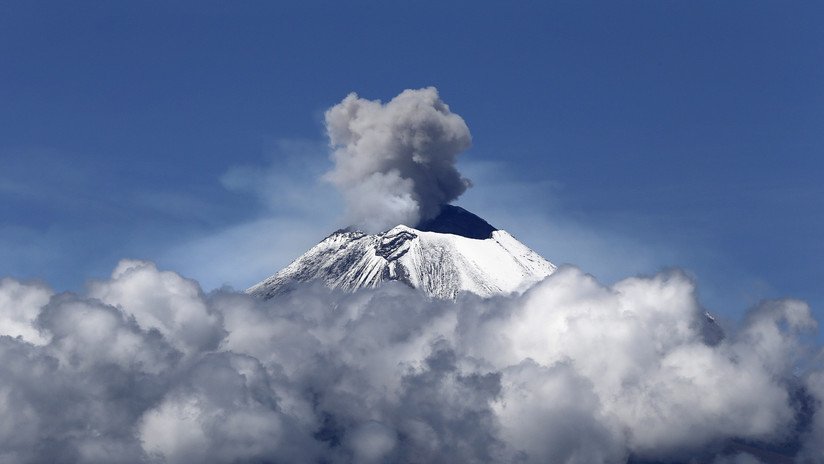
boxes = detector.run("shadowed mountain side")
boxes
[416,205,497,239]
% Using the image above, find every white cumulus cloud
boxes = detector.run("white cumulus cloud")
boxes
[0,260,820,462]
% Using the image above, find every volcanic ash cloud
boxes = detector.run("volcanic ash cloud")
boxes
[324,87,472,232]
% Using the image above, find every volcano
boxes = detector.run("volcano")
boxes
[247,205,556,300]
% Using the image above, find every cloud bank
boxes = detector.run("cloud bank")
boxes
[324,87,472,232]
[0,262,822,463]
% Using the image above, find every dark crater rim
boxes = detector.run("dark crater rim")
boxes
[415,205,497,239]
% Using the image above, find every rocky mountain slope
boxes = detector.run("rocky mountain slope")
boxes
[247,206,556,300]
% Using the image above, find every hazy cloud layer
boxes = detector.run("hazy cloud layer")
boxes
[161,139,342,291]
[0,262,821,463]
[324,87,472,232]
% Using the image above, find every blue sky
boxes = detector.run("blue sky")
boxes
[1,1,822,325]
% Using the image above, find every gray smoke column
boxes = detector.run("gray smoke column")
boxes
[324,87,472,232]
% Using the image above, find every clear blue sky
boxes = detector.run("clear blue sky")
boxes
[1,1,822,325]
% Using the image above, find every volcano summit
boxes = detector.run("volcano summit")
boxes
[247,205,556,300]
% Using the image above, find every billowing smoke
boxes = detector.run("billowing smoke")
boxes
[324,87,472,232]
[0,262,822,463]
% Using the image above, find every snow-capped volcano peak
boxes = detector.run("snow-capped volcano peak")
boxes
[247,205,556,300]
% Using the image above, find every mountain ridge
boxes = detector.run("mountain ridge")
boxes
[247,205,556,300]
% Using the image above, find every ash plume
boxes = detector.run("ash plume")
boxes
[324,87,472,232]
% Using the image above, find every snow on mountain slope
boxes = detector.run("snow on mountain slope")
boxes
[247,206,556,300]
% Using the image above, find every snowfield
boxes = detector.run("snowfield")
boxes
[247,206,556,300]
